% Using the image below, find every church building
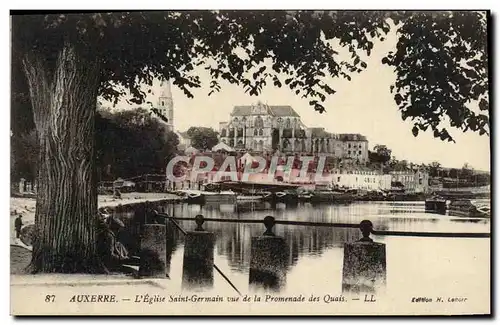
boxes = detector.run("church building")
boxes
[218,101,370,163]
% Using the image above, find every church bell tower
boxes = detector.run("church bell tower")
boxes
[158,79,174,132]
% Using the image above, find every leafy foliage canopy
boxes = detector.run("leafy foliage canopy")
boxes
[12,10,489,142]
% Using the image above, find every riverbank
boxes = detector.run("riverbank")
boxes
[10,192,184,275]
[10,192,182,225]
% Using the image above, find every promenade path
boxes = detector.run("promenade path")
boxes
[9,192,182,276]
[10,192,181,246]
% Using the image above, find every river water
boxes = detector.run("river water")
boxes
[115,200,490,311]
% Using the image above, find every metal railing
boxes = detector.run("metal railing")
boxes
[153,212,491,239]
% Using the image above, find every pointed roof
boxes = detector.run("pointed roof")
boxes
[159,79,172,98]
[212,142,235,152]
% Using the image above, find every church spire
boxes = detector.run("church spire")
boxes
[160,79,172,98]
[157,79,174,132]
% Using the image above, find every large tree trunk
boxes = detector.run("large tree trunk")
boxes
[22,43,103,273]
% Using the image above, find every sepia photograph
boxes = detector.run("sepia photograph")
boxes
[8,8,491,316]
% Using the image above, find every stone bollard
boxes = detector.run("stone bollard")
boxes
[182,215,215,290]
[138,224,167,278]
[249,216,288,292]
[341,220,387,294]
[165,215,176,277]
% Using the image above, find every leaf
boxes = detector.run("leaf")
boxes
[412,126,419,137]
[394,94,403,105]
[479,98,489,111]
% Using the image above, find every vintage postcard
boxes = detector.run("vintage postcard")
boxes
[10,10,491,316]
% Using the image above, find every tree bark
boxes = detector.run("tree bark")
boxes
[22,43,103,273]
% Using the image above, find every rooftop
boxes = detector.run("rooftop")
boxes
[231,105,300,117]
[337,133,368,142]
[309,127,333,138]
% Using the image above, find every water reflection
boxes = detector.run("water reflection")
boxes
[114,200,490,294]
[164,202,490,268]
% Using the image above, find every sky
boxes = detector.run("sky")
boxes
[103,25,491,172]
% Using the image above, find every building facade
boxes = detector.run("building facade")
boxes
[390,170,430,193]
[218,101,369,163]
[328,170,392,191]
[263,167,391,190]
[176,131,191,151]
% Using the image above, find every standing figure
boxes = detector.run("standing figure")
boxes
[14,215,23,238]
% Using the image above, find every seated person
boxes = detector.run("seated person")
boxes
[96,213,130,270]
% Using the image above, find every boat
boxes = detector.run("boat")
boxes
[203,190,237,204]
[298,192,314,201]
[273,190,299,203]
[448,199,489,218]
[259,191,274,201]
[309,191,335,202]
[275,191,288,200]
[331,191,354,204]
[476,205,491,217]
[176,190,205,204]
[236,195,264,202]
[425,196,447,214]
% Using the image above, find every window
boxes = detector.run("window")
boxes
[285,118,291,128]
[161,101,165,106]
[348,144,351,148]
[254,129,258,136]
[359,150,362,155]
[337,176,341,182]
[348,150,351,155]
[255,116,264,128]
[259,128,263,136]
